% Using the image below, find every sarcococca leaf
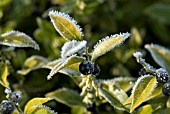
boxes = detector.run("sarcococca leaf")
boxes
[49,10,83,41]
[130,75,157,113]
[0,30,39,50]
[91,33,130,61]
[145,44,170,75]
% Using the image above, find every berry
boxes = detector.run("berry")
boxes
[162,82,170,96]
[86,102,96,112]
[10,91,21,103]
[92,65,100,76]
[138,68,147,76]
[79,61,94,75]
[0,100,15,114]
[156,68,169,83]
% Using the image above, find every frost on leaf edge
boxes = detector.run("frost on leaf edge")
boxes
[49,10,84,39]
[0,30,40,50]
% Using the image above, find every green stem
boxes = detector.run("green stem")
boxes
[15,103,24,114]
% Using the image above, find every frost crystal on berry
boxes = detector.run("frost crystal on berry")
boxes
[0,100,15,114]
[156,68,169,83]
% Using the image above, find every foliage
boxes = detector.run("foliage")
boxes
[0,0,170,114]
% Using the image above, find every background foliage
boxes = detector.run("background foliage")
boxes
[1,0,170,113]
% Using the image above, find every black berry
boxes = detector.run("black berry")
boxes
[86,102,96,112]
[10,91,21,103]
[162,83,170,96]
[92,65,100,76]
[156,68,169,83]
[139,68,147,76]
[79,61,94,75]
[0,100,15,114]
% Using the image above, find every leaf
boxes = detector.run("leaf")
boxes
[17,55,48,75]
[45,88,85,107]
[58,63,81,77]
[138,104,153,114]
[0,62,9,88]
[145,44,170,75]
[43,58,64,70]
[113,77,135,92]
[129,27,142,48]
[71,106,86,114]
[47,55,85,80]
[26,105,57,114]
[61,40,87,58]
[91,33,130,61]
[24,97,52,113]
[98,80,129,111]
[98,88,128,111]
[49,10,83,41]
[146,83,163,101]
[145,4,170,24]
[130,75,157,113]
[0,30,39,50]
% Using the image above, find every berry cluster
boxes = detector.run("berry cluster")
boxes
[155,68,170,96]
[0,89,21,114]
[79,61,100,76]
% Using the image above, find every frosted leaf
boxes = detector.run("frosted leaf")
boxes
[58,63,81,77]
[24,97,53,113]
[0,30,39,50]
[17,55,48,75]
[130,75,157,113]
[45,88,85,107]
[49,10,83,41]
[145,44,170,75]
[47,55,85,80]
[133,52,142,58]
[91,32,130,61]
[113,77,136,92]
[26,104,57,114]
[61,40,87,58]
[43,58,64,69]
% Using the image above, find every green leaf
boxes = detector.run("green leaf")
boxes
[71,106,86,114]
[138,104,153,114]
[24,97,52,113]
[145,44,170,75]
[0,62,9,88]
[45,88,85,107]
[113,77,135,92]
[130,75,157,113]
[58,63,81,77]
[26,105,57,114]
[91,33,130,61]
[98,88,128,111]
[0,30,39,50]
[145,4,170,24]
[129,27,142,48]
[146,83,163,101]
[98,80,129,111]
[61,40,87,58]
[43,58,64,70]
[17,55,48,75]
[49,10,83,41]
[47,55,85,80]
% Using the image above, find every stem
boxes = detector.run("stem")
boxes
[15,103,24,114]
[136,56,156,74]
